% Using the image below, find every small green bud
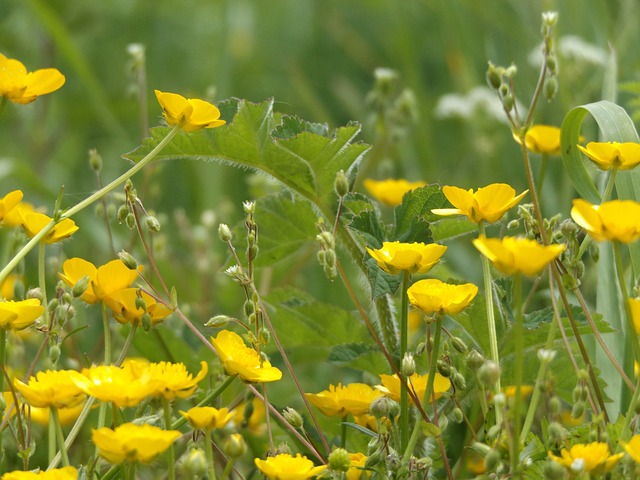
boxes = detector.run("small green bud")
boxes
[243,201,256,215]
[247,232,256,247]
[571,401,585,419]
[275,443,291,456]
[125,213,136,229]
[485,449,501,472]
[106,203,117,220]
[244,300,255,317]
[65,305,76,321]
[575,261,585,279]
[589,242,599,262]
[316,231,334,249]
[466,350,485,370]
[543,77,557,102]
[135,295,147,311]
[544,459,567,480]
[328,447,351,472]
[72,275,90,298]
[548,421,565,442]
[141,313,152,332]
[48,298,59,314]
[118,251,138,270]
[503,93,514,112]
[26,288,44,302]
[324,249,336,268]
[224,433,247,458]
[542,11,558,27]
[453,371,466,390]
[572,385,582,403]
[452,407,464,424]
[205,315,231,328]
[547,55,557,74]
[438,414,449,431]
[505,64,518,78]
[370,396,399,419]
[258,327,271,344]
[61,292,73,305]
[486,62,502,90]
[145,215,161,232]
[88,149,103,172]
[451,336,468,354]
[334,170,350,198]
[477,360,501,388]
[499,83,509,97]
[401,353,416,377]
[178,448,207,477]
[561,273,577,290]
[364,451,383,469]
[507,219,520,230]
[49,345,61,365]
[117,205,129,223]
[248,244,259,260]
[282,407,304,429]
[437,359,452,378]
[548,396,561,416]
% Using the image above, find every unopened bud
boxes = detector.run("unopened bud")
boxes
[244,300,255,317]
[477,360,501,388]
[282,407,303,429]
[437,360,452,378]
[328,448,351,472]
[451,337,468,354]
[548,396,561,416]
[548,421,565,442]
[364,452,383,469]
[486,62,502,90]
[503,93,514,112]
[117,205,129,223]
[243,201,256,215]
[466,350,485,370]
[370,396,399,419]
[324,249,336,268]
[547,55,557,75]
[145,215,161,232]
[485,449,501,472]
[275,443,291,456]
[505,64,518,78]
[453,371,466,390]
[589,242,599,262]
[135,295,147,311]
[452,407,464,424]
[26,288,44,302]
[178,448,207,477]
[65,305,76,321]
[118,251,138,270]
[401,353,416,377]
[334,170,349,198]
[88,149,102,172]
[571,401,585,419]
[224,433,247,458]
[72,276,90,298]
[49,345,61,365]
[206,315,231,328]
[543,77,557,102]
[258,327,271,344]
[141,313,152,332]
[125,213,136,229]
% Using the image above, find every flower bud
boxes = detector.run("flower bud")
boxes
[275,443,292,456]
[334,170,350,198]
[466,350,485,371]
[364,451,383,469]
[65,305,76,321]
[589,242,599,262]
[401,353,416,377]
[548,396,561,416]
[503,93,514,112]
[485,449,501,472]
[282,407,303,429]
[370,396,399,419]
[243,201,256,215]
[117,205,129,223]
[571,401,585,419]
[106,203,117,221]
[542,11,558,27]
[224,433,247,458]
[451,337,468,355]
[453,371,466,390]
[323,249,336,268]
[48,298,59,314]
[258,327,271,345]
[26,288,44,302]
[544,77,557,102]
[206,315,231,328]
[118,251,138,270]
[547,421,565,442]
[72,276,90,298]
[177,448,207,478]
[244,300,255,317]
[537,349,556,365]
[49,345,61,365]
[437,360,452,378]
[452,407,464,424]
[88,149,103,172]
[486,62,502,90]
[477,361,501,388]
[141,312,152,332]
[145,215,161,232]
[507,219,520,230]
[438,414,448,431]
[544,459,567,480]
[328,448,351,472]
[125,213,136,229]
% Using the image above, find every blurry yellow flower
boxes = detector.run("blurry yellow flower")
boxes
[515,125,561,155]
[432,184,528,224]
[621,434,640,463]
[407,279,478,315]
[578,141,640,170]
[1,466,78,480]
[74,364,156,407]
[363,179,427,207]
[29,402,86,426]
[103,288,172,325]
[3,202,34,228]
[92,422,181,464]
[0,53,65,104]
[501,385,534,399]
[366,241,447,275]
[155,90,225,132]
[211,330,282,383]
[353,414,379,432]
[548,442,622,475]
[630,298,640,335]
[377,373,450,405]
[146,361,208,399]
[19,212,78,244]
[0,190,23,222]
[0,299,44,330]
[0,274,22,300]
[234,399,266,434]
[408,309,423,332]
[14,370,86,408]
[472,235,565,276]
[254,453,327,479]
[59,258,140,304]
[571,198,640,243]
[305,383,382,417]
[179,406,235,430]
[346,452,370,480]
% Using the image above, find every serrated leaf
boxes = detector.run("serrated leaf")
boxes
[392,185,446,243]
[342,192,376,216]
[364,256,403,298]
[272,115,329,139]
[420,422,442,438]
[328,343,374,363]
[348,210,386,248]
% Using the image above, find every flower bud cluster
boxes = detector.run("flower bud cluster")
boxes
[316,222,337,281]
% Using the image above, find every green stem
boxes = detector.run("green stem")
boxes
[48,397,96,469]
[0,329,6,394]
[38,241,48,314]
[511,274,523,476]
[204,429,217,480]
[102,303,111,364]
[172,375,237,429]
[114,323,138,366]
[341,415,348,449]
[220,458,236,480]
[163,398,176,480]
[620,374,640,445]
[537,154,549,195]
[399,271,410,453]
[602,168,618,202]
[50,406,70,466]
[478,222,502,425]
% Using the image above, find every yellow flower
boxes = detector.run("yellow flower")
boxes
[629,298,640,335]
[103,288,172,325]
[0,299,44,330]
[211,330,282,383]
[407,279,478,315]
[472,235,565,276]
[571,198,640,243]
[59,258,141,304]
[621,434,640,463]
[145,361,208,399]
[363,179,427,207]
[13,370,86,408]
[432,184,528,224]
[3,202,34,228]
[0,190,23,222]
[254,453,327,479]
[29,402,87,426]
[0,274,22,300]
[577,141,640,170]
[366,241,447,275]
[74,364,157,408]
[234,399,266,434]
[548,442,623,475]
[514,125,561,155]
[155,90,226,132]
[179,406,235,430]
[1,467,78,480]
[0,53,65,104]
[92,422,181,464]
[376,373,450,404]
[305,383,382,417]
[501,385,534,399]
[346,452,370,480]
[19,212,78,244]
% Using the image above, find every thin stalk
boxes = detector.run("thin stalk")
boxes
[0,329,6,394]
[50,407,70,466]
[602,169,618,203]
[536,154,549,195]
[341,415,348,449]
[102,295,112,365]
[48,397,96,469]
[511,274,523,476]
[114,323,138,366]
[221,458,236,480]
[399,271,410,453]
[262,383,274,453]
[163,398,176,480]
[478,221,501,425]
[48,409,56,466]
[204,429,217,480]
[38,241,48,312]
[619,374,640,445]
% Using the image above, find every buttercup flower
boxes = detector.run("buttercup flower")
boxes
[92,422,181,464]
[577,141,640,170]
[19,212,78,244]
[407,279,478,315]
[305,383,382,417]
[346,452,371,480]
[0,53,65,104]
[254,453,327,479]
[432,184,528,224]
[0,274,22,300]
[472,235,566,276]
[155,90,226,132]
[234,399,266,434]
[571,198,640,243]
[59,258,141,304]
[3,202,34,228]
[1,467,78,480]
[14,370,86,408]
[548,442,623,475]
[180,406,235,430]
[145,361,208,399]
[376,373,451,404]
[366,241,447,275]
[0,299,44,330]
[0,190,22,222]
[363,179,427,207]
[28,402,86,426]
[629,298,640,335]
[211,330,282,383]
[103,288,172,325]
[515,125,561,155]
[74,363,157,407]
[621,434,640,463]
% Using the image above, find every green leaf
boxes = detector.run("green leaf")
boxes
[342,192,376,217]
[348,210,386,249]
[272,115,329,139]
[431,217,477,242]
[364,256,403,298]
[341,421,377,437]
[392,185,446,243]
